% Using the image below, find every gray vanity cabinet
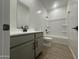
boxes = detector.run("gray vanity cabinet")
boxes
[10,34,34,59]
[35,37,43,57]
[35,32,43,57]
[10,41,34,59]
[10,32,43,59]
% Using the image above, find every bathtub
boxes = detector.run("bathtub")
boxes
[43,34,69,45]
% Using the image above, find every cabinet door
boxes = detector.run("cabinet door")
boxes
[36,37,43,56]
[10,41,34,59]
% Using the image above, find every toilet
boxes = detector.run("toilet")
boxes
[43,36,52,47]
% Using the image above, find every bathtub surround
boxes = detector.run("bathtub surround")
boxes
[46,7,67,36]
[39,0,68,40]
[43,7,68,46]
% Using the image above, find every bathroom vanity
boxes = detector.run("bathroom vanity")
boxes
[10,31,43,59]
[34,32,43,57]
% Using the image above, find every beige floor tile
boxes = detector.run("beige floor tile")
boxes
[38,43,74,59]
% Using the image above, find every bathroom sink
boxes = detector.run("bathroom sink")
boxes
[10,29,41,36]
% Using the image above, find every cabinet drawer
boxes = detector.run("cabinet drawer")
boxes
[10,41,34,59]
[35,32,43,38]
[10,34,34,48]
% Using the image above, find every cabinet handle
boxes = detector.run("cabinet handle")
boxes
[37,41,38,47]
[35,40,38,47]
[33,42,35,50]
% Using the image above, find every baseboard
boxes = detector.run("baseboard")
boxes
[69,46,77,59]
[0,56,9,59]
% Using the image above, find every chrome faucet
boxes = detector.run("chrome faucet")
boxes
[21,25,29,32]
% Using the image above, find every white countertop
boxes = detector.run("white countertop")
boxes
[10,29,42,36]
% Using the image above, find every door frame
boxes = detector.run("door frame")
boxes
[0,0,10,59]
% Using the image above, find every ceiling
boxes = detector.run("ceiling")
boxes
[39,0,68,10]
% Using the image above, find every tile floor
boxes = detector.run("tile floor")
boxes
[38,43,74,59]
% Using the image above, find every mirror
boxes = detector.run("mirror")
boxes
[16,0,30,29]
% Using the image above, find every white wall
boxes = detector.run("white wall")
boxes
[10,0,17,30]
[67,0,78,58]
[17,1,30,28]
[48,7,66,20]
[20,0,47,31]
[10,0,47,32]
[46,7,68,38]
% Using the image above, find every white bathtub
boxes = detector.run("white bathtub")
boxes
[43,35,69,45]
